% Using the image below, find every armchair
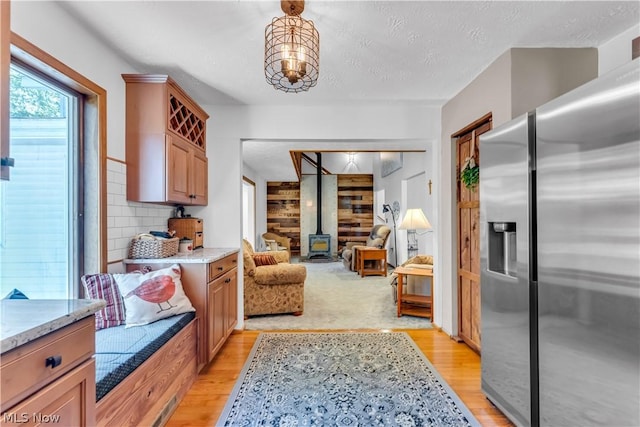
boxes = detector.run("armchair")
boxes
[262,231,292,256]
[242,239,306,317]
[341,224,391,271]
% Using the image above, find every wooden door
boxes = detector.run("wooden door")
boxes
[208,277,226,362]
[455,115,491,353]
[191,149,208,205]
[167,135,191,204]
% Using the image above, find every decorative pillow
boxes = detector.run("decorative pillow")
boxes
[113,264,195,328]
[253,253,278,266]
[81,273,126,330]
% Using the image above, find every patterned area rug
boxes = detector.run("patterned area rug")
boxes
[218,332,480,426]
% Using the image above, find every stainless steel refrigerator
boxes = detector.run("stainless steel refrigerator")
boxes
[479,58,640,427]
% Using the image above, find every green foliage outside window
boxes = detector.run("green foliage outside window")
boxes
[9,68,65,119]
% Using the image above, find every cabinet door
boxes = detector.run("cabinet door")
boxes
[166,135,192,204]
[191,149,208,206]
[1,360,95,427]
[226,270,238,336]
[207,279,226,362]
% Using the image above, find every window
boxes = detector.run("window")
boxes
[0,62,83,299]
[242,177,256,248]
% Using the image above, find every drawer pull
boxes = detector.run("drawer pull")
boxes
[45,355,62,369]
[217,266,224,271]
[225,278,231,283]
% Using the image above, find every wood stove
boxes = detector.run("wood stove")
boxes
[308,152,332,259]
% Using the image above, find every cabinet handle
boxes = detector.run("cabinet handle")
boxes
[217,266,224,271]
[45,355,62,369]
[1,157,15,167]
[225,278,231,283]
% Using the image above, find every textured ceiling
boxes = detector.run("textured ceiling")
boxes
[59,1,639,180]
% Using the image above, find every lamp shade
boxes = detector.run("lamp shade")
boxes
[398,208,432,230]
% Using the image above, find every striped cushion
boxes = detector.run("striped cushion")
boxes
[81,273,126,330]
[253,254,278,266]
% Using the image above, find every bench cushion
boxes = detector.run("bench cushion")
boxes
[94,311,195,401]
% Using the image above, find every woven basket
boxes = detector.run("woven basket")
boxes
[128,234,179,259]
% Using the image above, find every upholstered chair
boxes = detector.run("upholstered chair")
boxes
[389,254,434,303]
[341,224,391,271]
[261,232,292,256]
[242,239,306,317]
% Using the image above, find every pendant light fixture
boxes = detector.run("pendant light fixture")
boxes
[265,0,319,93]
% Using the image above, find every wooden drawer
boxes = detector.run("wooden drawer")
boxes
[168,218,203,248]
[0,316,95,410]
[1,359,96,427]
[207,253,237,282]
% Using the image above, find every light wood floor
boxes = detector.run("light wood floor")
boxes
[166,329,514,427]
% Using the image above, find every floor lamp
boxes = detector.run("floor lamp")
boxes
[398,208,432,259]
[382,203,398,267]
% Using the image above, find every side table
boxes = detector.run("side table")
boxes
[356,247,387,277]
[395,266,434,319]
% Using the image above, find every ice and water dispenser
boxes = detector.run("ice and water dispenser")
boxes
[488,222,517,277]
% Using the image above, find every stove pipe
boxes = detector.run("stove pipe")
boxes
[316,152,322,235]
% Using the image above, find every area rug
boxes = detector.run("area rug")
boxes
[244,261,432,330]
[218,332,480,426]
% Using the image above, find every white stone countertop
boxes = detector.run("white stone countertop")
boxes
[0,299,106,354]
[123,247,239,264]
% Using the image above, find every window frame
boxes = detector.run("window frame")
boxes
[9,32,107,291]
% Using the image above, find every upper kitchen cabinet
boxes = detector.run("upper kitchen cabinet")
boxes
[122,74,209,205]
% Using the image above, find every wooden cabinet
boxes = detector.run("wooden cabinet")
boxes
[166,134,208,205]
[0,316,96,426]
[168,217,204,248]
[122,74,209,205]
[128,252,239,369]
[207,267,237,360]
[180,253,238,367]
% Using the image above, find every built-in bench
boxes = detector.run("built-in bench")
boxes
[95,312,198,427]
[81,266,199,427]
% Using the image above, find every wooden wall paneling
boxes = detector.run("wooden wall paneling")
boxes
[337,175,373,252]
[266,181,301,255]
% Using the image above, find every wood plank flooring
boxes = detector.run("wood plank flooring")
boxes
[166,329,513,427]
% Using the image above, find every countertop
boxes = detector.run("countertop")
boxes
[0,299,106,354]
[124,247,239,264]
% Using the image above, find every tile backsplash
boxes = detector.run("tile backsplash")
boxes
[107,159,175,264]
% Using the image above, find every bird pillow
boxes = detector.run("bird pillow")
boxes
[113,264,195,328]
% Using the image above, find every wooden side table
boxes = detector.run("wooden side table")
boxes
[395,266,434,319]
[356,247,387,277]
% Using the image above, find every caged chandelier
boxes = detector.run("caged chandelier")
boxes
[265,0,319,93]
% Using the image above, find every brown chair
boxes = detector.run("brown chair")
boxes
[341,224,391,271]
[262,232,292,256]
[242,239,306,317]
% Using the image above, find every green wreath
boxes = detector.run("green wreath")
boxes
[460,157,479,190]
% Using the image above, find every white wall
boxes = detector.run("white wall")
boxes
[439,50,513,336]
[598,24,640,75]
[438,47,600,337]
[242,162,267,250]
[373,147,436,267]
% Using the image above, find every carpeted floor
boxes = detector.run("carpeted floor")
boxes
[218,332,479,426]
[244,260,432,330]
